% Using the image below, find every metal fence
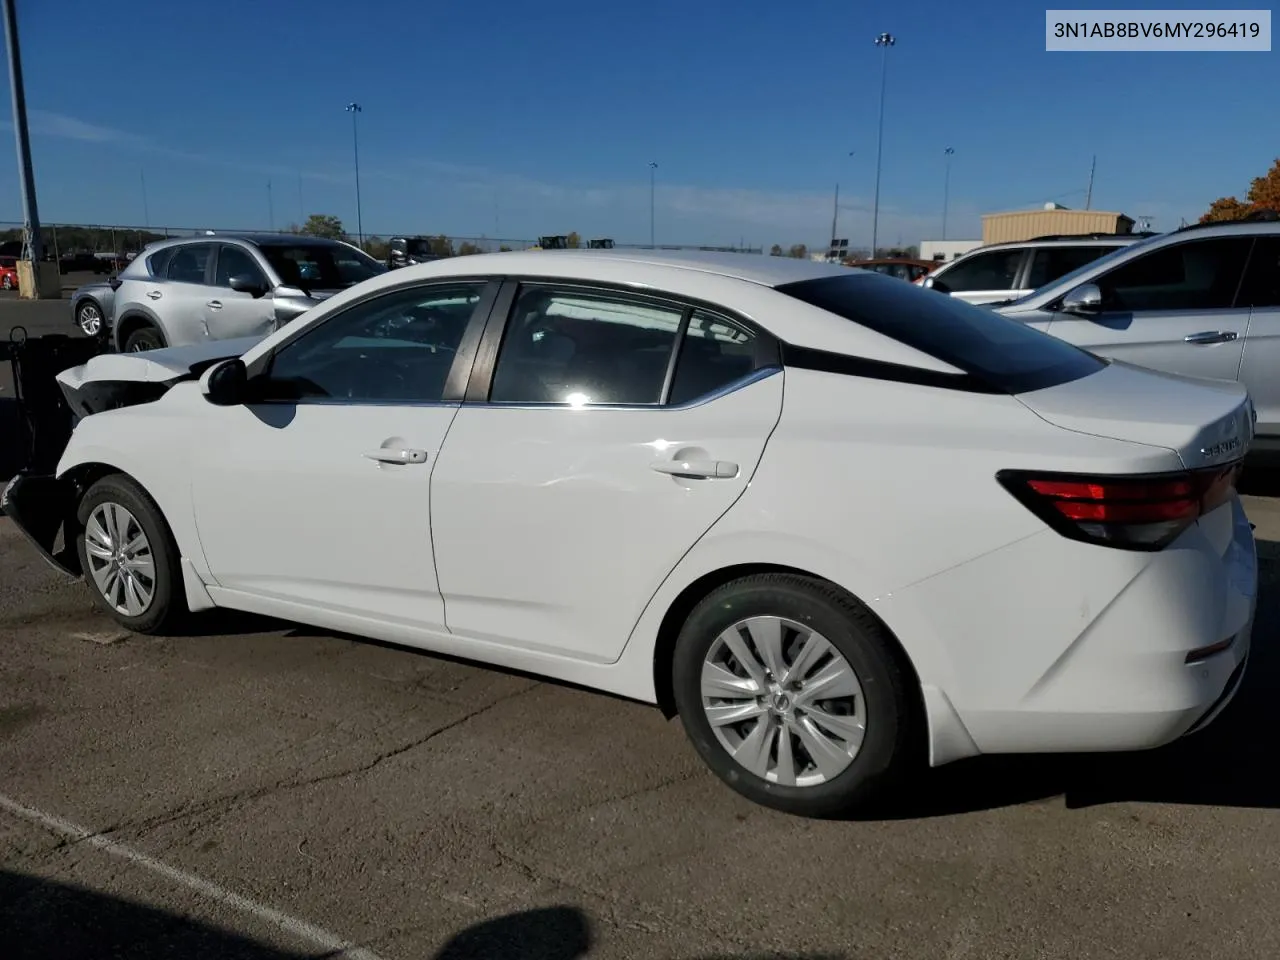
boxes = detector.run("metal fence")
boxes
[0,221,763,258]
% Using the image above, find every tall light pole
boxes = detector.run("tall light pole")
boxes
[139,168,150,229]
[267,178,275,231]
[870,32,895,259]
[3,0,43,267]
[941,147,955,240]
[648,161,658,249]
[345,102,364,248]
[831,150,855,251]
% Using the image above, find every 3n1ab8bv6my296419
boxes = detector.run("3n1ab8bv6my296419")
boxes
[2,249,1256,818]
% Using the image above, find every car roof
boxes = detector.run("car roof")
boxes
[388,248,852,288]
[142,233,352,252]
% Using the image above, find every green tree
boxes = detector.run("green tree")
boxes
[1201,158,1280,222]
[769,244,783,256]
[566,231,582,249]
[299,214,346,240]
[427,234,455,257]
[499,244,513,252]
[363,235,390,260]
[457,241,484,256]
[787,244,808,259]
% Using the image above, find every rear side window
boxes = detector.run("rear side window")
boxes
[1025,245,1118,290]
[145,247,175,277]
[777,272,1106,394]
[934,248,1024,292]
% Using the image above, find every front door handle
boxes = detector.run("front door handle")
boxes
[1184,330,1237,345]
[206,300,222,310]
[363,448,428,465]
[146,290,162,300]
[650,459,739,479]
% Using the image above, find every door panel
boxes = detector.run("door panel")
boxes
[430,375,783,661]
[1044,236,1254,384]
[155,242,217,346]
[204,244,278,341]
[1235,236,1280,437]
[190,403,457,626]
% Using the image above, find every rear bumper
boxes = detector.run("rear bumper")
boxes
[0,472,80,576]
[882,496,1258,763]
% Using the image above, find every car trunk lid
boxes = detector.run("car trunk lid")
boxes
[1015,360,1255,469]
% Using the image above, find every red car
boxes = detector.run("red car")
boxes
[0,255,18,291]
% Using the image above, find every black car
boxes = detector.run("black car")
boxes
[387,236,443,269]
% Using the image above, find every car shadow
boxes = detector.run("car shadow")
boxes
[0,883,841,960]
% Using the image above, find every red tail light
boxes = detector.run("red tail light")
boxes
[997,462,1242,550]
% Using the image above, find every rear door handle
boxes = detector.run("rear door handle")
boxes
[364,448,428,465]
[206,300,222,310]
[650,459,739,479]
[146,290,162,300]
[1184,330,1237,345]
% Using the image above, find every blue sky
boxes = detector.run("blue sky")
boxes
[0,0,1276,248]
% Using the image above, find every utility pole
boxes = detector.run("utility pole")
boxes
[139,168,150,229]
[941,147,955,240]
[3,0,48,294]
[648,161,658,249]
[345,102,364,247]
[1085,154,1096,210]
[267,179,274,231]
[297,171,304,226]
[830,182,839,249]
[870,32,896,259]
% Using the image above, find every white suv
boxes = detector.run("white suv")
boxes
[921,234,1147,305]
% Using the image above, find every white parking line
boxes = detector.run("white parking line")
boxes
[0,793,389,960]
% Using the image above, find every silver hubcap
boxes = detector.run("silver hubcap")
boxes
[79,304,102,335]
[84,503,156,617]
[700,616,866,787]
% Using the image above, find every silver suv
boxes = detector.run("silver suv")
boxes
[109,233,385,353]
[922,234,1146,305]
[994,215,1280,450]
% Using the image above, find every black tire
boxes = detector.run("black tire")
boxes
[672,573,921,818]
[75,473,187,635]
[124,325,165,352]
[76,301,103,338]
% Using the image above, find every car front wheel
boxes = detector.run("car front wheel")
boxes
[75,474,186,634]
[672,573,921,818]
[76,301,104,337]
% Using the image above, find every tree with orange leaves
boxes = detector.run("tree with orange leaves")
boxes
[1201,158,1280,222]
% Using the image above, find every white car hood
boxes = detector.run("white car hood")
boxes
[55,336,264,391]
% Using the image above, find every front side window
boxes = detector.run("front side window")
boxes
[935,248,1024,292]
[1097,236,1253,311]
[258,243,383,290]
[262,283,486,403]
[778,272,1105,394]
[1025,245,1119,290]
[165,243,212,284]
[489,286,684,405]
[214,245,267,288]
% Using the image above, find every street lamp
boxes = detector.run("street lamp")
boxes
[345,102,364,248]
[942,147,955,240]
[870,32,895,259]
[648,161,658,249]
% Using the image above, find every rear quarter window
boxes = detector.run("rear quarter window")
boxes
[145,248,175,277]
[776,272,1106,394]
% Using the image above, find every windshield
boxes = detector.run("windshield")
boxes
[1005,232,1168,305]
[259,243,384,290]
[778,272,1106,394]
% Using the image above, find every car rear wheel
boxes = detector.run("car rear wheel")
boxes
[75,474,186,634]
[124,326,164,352]
[76,301,103,337]
[672,573,920,817]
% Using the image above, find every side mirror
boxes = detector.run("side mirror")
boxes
[229,274,268,298]
[923,275,951,294]
[199,357,248,406]
[1060,282,1103,316]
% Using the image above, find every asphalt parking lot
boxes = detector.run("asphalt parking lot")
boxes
[3,296,1280,959]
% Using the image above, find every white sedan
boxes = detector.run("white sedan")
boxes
[2,250,1257,817]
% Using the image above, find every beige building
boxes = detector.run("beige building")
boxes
[981,203,1134,245]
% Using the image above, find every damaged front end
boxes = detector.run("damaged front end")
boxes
[1,331,263,575]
